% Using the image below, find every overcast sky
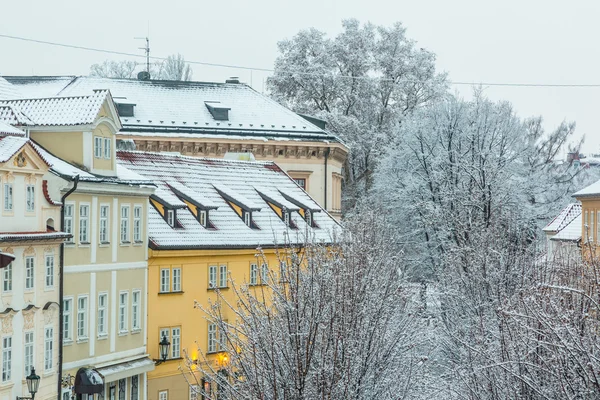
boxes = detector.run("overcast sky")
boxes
[1,0,598,156]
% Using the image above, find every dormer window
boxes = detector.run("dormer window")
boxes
[244,211,251,227]
[199,210,207,227]
[305,210,312,227]
[167,210,176,227]
[284,211,290,227]
[205,101,231,121]
[115,102,135,117]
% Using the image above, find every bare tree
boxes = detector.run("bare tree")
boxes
[181,212,433,400]
[89,54,193,81]
[89,60,138,79]
[155,53,193,81]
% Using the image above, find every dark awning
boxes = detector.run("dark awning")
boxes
[74,368,104,394]
[0,252,14,269]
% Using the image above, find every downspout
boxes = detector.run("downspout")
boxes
[324,148,330,211]
[58,175,79,399]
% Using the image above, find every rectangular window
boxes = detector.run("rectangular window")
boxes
[250,264,257,285]
[219,265,227,288]
[597,211,600,243]
[131,375,139,400]
[25,256,34,290]
[77,296,88,339]
[98,293,107,336]
[208,266,217,289]
[261,263,269,284]
[2,264,11,292]
[159,391,168,400]
[172,268,181,292]
[100,205,110,243]
[3,183,12,211]
[133,206,142,242]
[190,385,200,400]
[132,290,141,331]
[199,210,207,227]
[171,327,181,358]
[218,324,227,350]
[591,212,595,242]
[244,211,251,227]
[63,298,73,341]
[294,178,306,190]
[208,323,217,353]
[94,136,103,158]
[26,185,35,212]
[306,210,312,227]
[24,331,34,376]
[119,292,128,332]
[104,137,111,159]
[160,269,170,293]
[118,378,126,400]
[279,261,287,282]
[79,204,90,243]
[121,206,130,243]
[45,254,55,288]
[2,336,11,382]
[44,327,53,371]
[284,211,290,226]
[167,210,175,227]
[64,204,74,243]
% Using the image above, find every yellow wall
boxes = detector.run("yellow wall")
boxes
[580,199,600,259]
[92,123,114,171]
[146,248,283,400]
[31,131,84,166]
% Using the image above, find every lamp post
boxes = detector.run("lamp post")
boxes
[154,335,171,365]
[16,368,40,400]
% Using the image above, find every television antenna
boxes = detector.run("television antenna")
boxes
[135,36,150,76]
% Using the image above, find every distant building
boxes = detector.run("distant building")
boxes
[542,203,581,260]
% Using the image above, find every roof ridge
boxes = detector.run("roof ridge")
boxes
[117,149,277,166]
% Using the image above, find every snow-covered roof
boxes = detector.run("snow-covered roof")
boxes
[550,213,582,242]
[0,90,112,126]
[3,76,341,142]
[116,150,339,249]
[573,179,600,198]
[0,77,22,100]
[543,203,582,233]
[0,104,34,126]
[0,136,29,163]
[0,121,25,137]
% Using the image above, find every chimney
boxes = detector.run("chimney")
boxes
[225,77,240,84]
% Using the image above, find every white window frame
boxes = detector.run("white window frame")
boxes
[25,256,35,290]
[219,265,227,288]
[24,331,34,376]
[77,295,89,340]
[597,211,600,244]
[244,211,251,227]
[2,336,11,382]
[306,210,312,227]
[63,297,73,342]
[171,327,181,358]
[100,204,110,243]
[3,183,13,211]
[250,264,257,285]
[167,209,175,227]
[2,264,11,292]
[120,205,130,243]
[44,326,54,372]
[103,137,111,159]
[133,205,143,242]
[190,385,200,400]
[79,203,90,244]
[64,203,74,243]
[160,269,170,293]
[284,211,290,226]
[208,323,217,353]
[261,263,269,284]
[208,265,217,289]
[45,254,55,288]
[159,328,170,359]
[158,391,168,400]
[199,210,207,227]
[98,293,108,337]
[94,136,103,158]
[132,290,141,331]
[119,291,129,333]
[591,211,595,242]
[26,184,35,212]
[172,268,181,292]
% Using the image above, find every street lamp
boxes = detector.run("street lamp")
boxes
[17,368,40,400]
[154,335,171,365]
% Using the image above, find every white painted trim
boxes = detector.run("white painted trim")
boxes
[112,198,118,263]
[69,182,155,197]
[64,261,148,274]
[143,372,147,400]
[61,346,147,371]
[93,116,120,133]
[83,131,92,170]
[89,272,96,357]
[110,271,117,353]
[91,197,98,263]
[144,267,148,348]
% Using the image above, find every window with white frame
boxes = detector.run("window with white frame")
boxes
[79,204,90,243]
[26,184,35,212]
[189,385,200,400]
[24,331,34,376]
[199,210,207,227]
[219,265,227,288]
[284,211,290,226]
[167,209,175,227]
[2,336,11,382]
[260,263,269,284]
[171,327,180,358]
[63,298,73,341]
[172,268,181,292]
[44,327,53,371]
[3,183,12,211]
[160,269,170,293]
[103,137,111,159]
[118,378,126,400]
[591,212,595,242]
[120,205,130,243]
[208,265,217,289]
[249,264,258,285]
[2,264,11,292]
[208,323,217,353]
[119,292,128,333]
[133,205,142,242]
[598,211,600,243]
[306,210,312,227]
[25,256,34,290]
[132,290,141,331]
[98,293,107,337]
[279,261,288,282]
[158,391,168,400]
[218,323,227,350]
[64,204,74,243]
[100,205,110,243]
[45,254,54,288]
[77,296,88,340]
[94,137,103,158]
[130,375,139,400]
[244,211,251,227]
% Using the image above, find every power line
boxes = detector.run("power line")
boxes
[2,33,600,88]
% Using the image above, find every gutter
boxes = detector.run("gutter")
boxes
[57,175,79,399]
